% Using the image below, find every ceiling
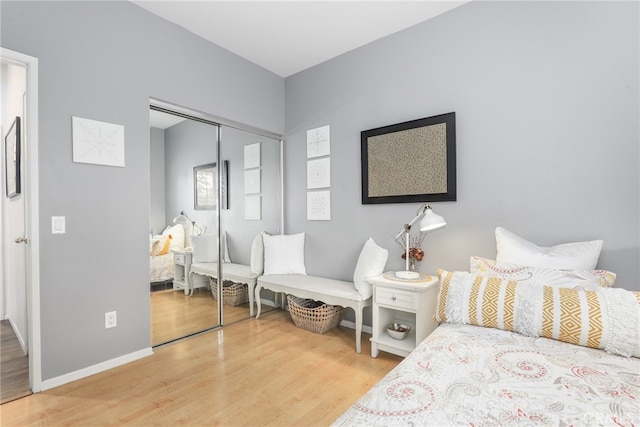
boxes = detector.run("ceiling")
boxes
[149,109,186,129]
[132,1,469,78]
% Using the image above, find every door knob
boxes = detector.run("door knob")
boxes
[15,236,28,244]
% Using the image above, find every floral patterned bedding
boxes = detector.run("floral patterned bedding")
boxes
[150,253,174,283]
[334,323,640,426]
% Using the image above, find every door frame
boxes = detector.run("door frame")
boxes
[1,47,41,392]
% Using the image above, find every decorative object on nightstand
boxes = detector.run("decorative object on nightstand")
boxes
[386,323,411,340]
[368,274,439,358]
[394,204,446,279]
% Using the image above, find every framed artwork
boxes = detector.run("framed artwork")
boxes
[245,195,262,220]
[307,125,330,158]
[72,116,125,167]
[221,160,229,210]
[244,169,261,194]
[307,157,330,189]
[307,190,331,221]
[244,142,261,169]
[194,162,216,210]
[361,112,456,204]
[5,116,21,198]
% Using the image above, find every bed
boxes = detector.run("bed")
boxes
[149,223,189,286]
[150,251,175,283]
[335,228,640,426]
[335,322,639,426]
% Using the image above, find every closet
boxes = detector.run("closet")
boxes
[148,103,282,346]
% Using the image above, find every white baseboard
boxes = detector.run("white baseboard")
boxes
[340,319,372,335]
[260,297,278,308]
[7,316,28,355]
[41,347,154,391]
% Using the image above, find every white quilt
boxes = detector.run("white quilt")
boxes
[334,323,640,426]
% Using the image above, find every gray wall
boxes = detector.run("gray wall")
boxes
[284,1,639,292]
[164,119,218,235]
[149,127,166,235]
[1,1,284,381]
[220,127,282,265]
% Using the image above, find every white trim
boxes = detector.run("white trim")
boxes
[7,315,27,355]
[340,319,373,335]
[0,47,41,392]
[41,348,154,391]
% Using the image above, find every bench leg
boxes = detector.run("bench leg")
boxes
[355,306,363,354]
[248,283,255,317]
[255,285,262,318]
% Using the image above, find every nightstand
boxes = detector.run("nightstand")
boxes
[368,273,439,358]
[172,249,192,295]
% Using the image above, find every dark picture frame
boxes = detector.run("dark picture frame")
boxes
[5,116,21,198]
[221,160,229,210]
[361,112,456,204]
[194,162,217,210]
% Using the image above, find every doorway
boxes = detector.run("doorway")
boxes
[0,47,41,402]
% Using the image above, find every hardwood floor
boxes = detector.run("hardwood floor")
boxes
[151,288,220,345]
[151,287,276,345]
[1,310,401,426]
[0,320,31,404]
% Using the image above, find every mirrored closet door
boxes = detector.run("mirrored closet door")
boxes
[218,126,282,324]
[149,107,221,346]
[148,105,283,346]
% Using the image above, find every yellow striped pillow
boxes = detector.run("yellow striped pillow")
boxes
[436,270,640,357]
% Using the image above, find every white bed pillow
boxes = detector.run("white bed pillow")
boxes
[191,234,218,263]
[470,256,616,289]
[495,227,603,270]
[250,232,266,274]
[163,224,185,250]
[353,238,389,299]
[263,232,306,275]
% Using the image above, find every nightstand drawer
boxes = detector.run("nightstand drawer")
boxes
[376,288,415,310]
[174,253,186,264]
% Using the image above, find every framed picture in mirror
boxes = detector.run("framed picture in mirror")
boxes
[5,116,21,198]
[194,162,216,210]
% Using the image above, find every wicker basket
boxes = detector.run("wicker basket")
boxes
[210,278,249,306]
[287,295,345,334]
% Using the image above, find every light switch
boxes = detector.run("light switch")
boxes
[52,216,65,234]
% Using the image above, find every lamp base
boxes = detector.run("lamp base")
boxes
[395,270,420,280]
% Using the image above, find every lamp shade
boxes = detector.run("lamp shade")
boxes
[419,207,446,232]
[173,213,187,224]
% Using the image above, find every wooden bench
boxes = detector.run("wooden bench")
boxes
[190,262,260,316]
[255,274,372,353]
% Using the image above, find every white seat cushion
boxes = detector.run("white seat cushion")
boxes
[259,274,366,302]
[191,262,259,284]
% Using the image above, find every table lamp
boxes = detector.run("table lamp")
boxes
[173,210,206,236]
[394,204,446,279]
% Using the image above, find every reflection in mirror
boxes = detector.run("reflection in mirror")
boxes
[194,163,217,210]
[218,126,282,324]
[149,108,220,346]
[148,106,284,345]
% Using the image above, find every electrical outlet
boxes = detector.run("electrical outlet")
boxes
[105,311,117,329]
